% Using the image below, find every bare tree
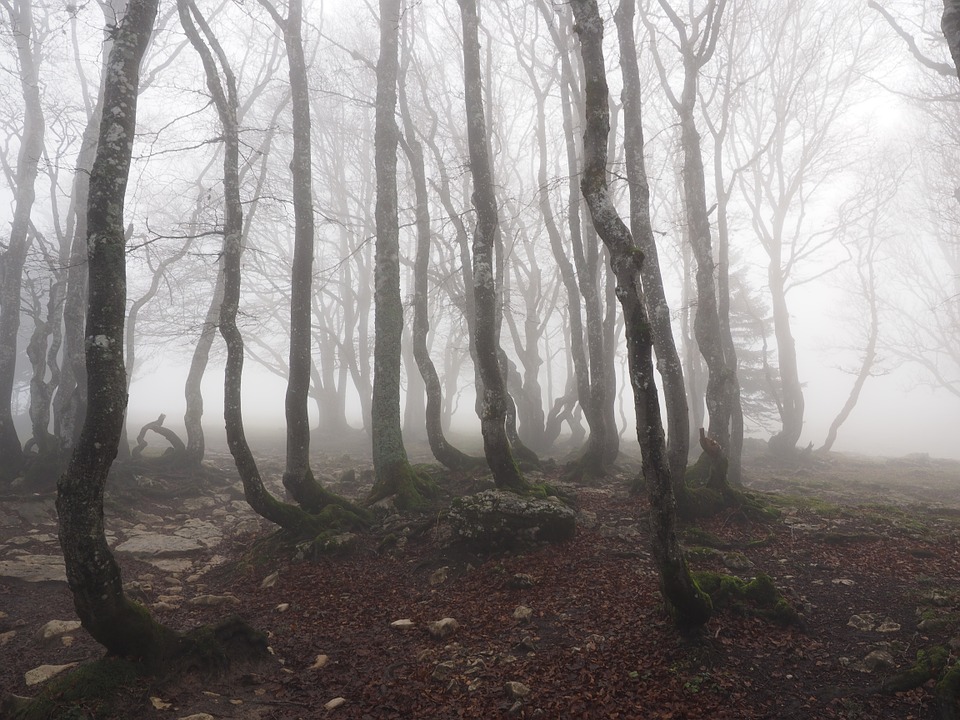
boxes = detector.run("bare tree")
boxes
[0,0,45,479]
[571,0,711,627]
[456,0,526,491]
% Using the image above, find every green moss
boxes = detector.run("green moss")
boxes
[881,646,950,694]
[682,527,729,549]
[9,658,144,720]
[367,460,439,511]
[935,662,960,708]
[691,571,800,626]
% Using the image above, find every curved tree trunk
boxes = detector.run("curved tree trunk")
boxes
[55,0,184,657]
[179,0,328,534]
[396,19,481,472]
[614,0,690,494]
[0,0,45,480]
[457,0,526,492]
[571,0,711,627]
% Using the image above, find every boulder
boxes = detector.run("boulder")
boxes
[427,618,460,640]
[448,490,575,548]
[24,663,78,686]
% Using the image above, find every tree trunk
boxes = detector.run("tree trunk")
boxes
[0,0,45,480]
[368,0,435,507]
[614,0,690,492]
[571,0,711,627]
[767,267,804,455]
[179,0,333,534]
[183,267,223,464]
[457,0,526,492]
[944,0,960,80]
[55,0,183,657]
[397,22,481,471]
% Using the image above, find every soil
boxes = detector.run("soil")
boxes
[2,438,960,719]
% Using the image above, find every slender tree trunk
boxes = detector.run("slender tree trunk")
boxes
[397,22,481,471]
[767,266,804,455]
[571,0,711,627]
[179,0,331,534]
[367,0,435,507]
[457,0,525,492]
[55,0,183,657]
[615,0,690,492]
[0,0,45,479]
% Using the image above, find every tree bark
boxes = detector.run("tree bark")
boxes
[368,0,434,507]
[0,0,45,480]
[397,16,481,472]
[55,0,184,657]
[571,0,711,627]
[944,0,960,80]
[457,0,526,492]
[614,0,690,492]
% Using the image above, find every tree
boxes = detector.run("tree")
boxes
[0,0,45,480]
[397,6,481,471]
[614,0,690,493]
[56,0,187,658]
[457,0,526,492]
[946,0,960,78]
[571,0,711,627]
[642,0,738,464]
[367,0,436,506]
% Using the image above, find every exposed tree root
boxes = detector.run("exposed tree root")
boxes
[366,460,439,511]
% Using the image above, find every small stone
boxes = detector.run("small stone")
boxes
[390,619,415,630]
[61,636,74,647]
[832,578,856,586]
[309,654,329,670]
[847,614,876,631]
[504,681,530,700]
[275,603,290,613]
[37,620,82,642]
[178,715,215,720]
[324,697,347,710]
[432,661,456,680]
[427,618,460,640]
[877,619,901,633]
[0,630,16,646]
[862,649,896,672]
[508,574,535,589]
[429,566,449,586]
[261,571,279,589]
[25,663,78,686]
[150,697,172,710]
[188,594,240,607]
[513,605,533,621]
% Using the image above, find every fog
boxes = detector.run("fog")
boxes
[3,0,960,474]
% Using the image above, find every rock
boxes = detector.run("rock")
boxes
[877,619,901,633]
[508,573,536,589]
[722,552,754,571]
[178,715,215,720]
[862,649,896,672]
[182,496,217,513]
[432,661,456,681]
[150,697,172,710]
[115,533,204,558]
[427,618,460,640]
[0,630,16,646]
[324,697,347,710]
[919,618,952,632]
[261,571,279,588]
[275,603,290,613]
[513,605,533,621]
[173,519,222,549]
[232,518,262,535]
[187,594,240,607]
[832,578,856,586]
[448,490,576,547]
[0,554,66,583]
[25,663,78,686]
[576,509,597,529]
[37,620,82,642]
[848,613,877,631]
[309,654,329,670]
[429,566,449,586]
[504,681,530,700]
[391,619,416,630]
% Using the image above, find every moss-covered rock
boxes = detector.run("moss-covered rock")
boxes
[692,571,800,626]
[448,489,576,549]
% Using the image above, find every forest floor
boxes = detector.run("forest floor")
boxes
[1,437,960,719]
